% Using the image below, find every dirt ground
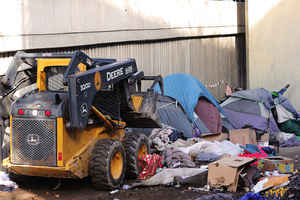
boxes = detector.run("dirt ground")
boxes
[1,146,300,200]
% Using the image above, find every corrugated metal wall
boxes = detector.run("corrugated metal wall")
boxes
[0,36,244,99]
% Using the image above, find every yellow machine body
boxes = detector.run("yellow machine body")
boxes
[3,58,126,179]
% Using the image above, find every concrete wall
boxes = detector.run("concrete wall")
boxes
[0,0,244,52]
[247,0,300,109]
[0,1,246,99]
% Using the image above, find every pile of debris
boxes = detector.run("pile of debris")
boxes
[123,75,300,200]
[129,127,298,199]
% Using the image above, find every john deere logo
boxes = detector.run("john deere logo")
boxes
[27,134,40,146]
[80,103,88,117]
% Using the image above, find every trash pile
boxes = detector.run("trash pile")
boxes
[123,75,300,200]
[133,126,299,199]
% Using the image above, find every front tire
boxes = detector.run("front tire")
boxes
[89,139,126,190]
[123,133,150,179]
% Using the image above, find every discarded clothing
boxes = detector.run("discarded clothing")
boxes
[0,172,17,192]
[280,134,300,147]
[149,126,183,152]
[239,145,268,166]
[277,131,294,141]
[138,154,162,179]
[261,147,276,156]
[195,193,235,200]
[195,153,220,163]
[239,193,263,200]
[240,144,264,154]
[141,168,207,186]
[161,147,195,168]
[169,138,202,148]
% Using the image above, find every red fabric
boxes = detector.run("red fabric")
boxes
[194,98,222,133]
[138,154,162,179]
[239,147,268,166]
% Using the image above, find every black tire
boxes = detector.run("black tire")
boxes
[123,133,150,179]
[89,139,126,190]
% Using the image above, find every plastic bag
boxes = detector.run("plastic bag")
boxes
[142,168,207,186]
[185,140,242,157]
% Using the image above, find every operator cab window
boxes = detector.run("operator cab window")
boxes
[45,66,115,92]
[45,66,68,92]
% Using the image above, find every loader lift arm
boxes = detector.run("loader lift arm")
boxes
[65,51,138,129]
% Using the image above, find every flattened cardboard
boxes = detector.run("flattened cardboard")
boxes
[200,132,228,142]
[229,128,257,146]
[258,156,294,173]
[208,157,255,192]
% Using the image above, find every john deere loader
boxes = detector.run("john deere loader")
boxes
[2,51,163,189]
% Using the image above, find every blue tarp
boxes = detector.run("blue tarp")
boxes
[154,73,225,122]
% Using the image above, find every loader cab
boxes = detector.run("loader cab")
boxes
[36,58,86,92]
[8,58,75,167]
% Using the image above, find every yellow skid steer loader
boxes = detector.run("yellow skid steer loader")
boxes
[2,51,163,189]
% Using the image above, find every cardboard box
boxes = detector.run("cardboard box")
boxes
[208,157,256,192]
[229,128,257,146]
[200,132,228,142]
[257,156,294,173]
[257,133,269,146]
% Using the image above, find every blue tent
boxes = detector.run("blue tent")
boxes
[155,74,233,136]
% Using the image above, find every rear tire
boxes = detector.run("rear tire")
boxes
[123,133,150,179]
[89,139,126,190]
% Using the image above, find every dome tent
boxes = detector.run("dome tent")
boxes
[221,88,280,133]
[155,73,233,137]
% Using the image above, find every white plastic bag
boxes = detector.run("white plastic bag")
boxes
[181,140,242,157]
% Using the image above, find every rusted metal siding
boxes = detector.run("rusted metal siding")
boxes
[0,36,244,99]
